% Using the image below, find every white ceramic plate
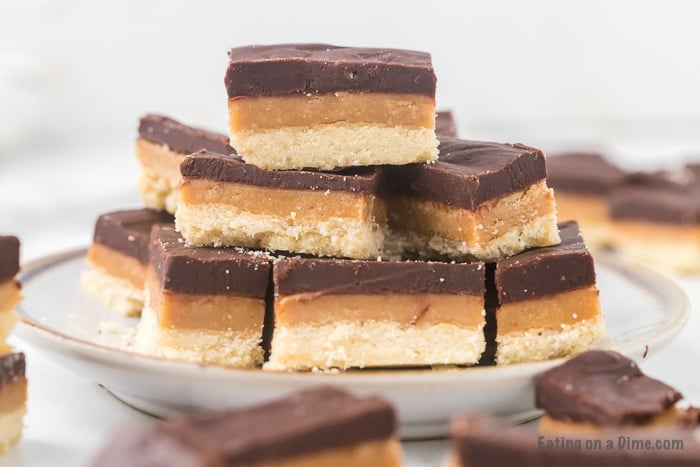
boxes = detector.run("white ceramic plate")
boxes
[14,249,689,439]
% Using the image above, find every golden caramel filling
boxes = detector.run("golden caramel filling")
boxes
[229,92,435,131]
[389,180,556,244]
[611,220,700,243]
[180,179,387,224]
[135,138,187,186]
[553,192,610,225]
[275,293,484,328]
[87,243,146,289]
[146,270,264,332]
[539,408,683,434]
[250,438,402,467]
[0,281,21,312]
[497,286,601,335]
[0,378,26,414]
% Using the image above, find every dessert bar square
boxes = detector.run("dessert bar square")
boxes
[82,209,174,316]
[177,150,387,259]
[536,350,686,433]
[91,387,401,467]
[608,174,700,273]
[225,43,438,170]
[266,256,485,370]
[134,225,271,367]
[136,114,234,213]
[546,152,626,248]
[384,139,560,262]
[493,221,604,365]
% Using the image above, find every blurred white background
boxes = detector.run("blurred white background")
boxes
[1,0,700,251]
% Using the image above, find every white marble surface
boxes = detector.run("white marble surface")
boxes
[0,142,698,466]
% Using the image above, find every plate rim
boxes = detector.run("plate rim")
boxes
[14,246,690,384]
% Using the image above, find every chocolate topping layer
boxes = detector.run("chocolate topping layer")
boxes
[181,150,382,193]
[386,139,547,209]
[275,257,484,296]
[535,350,683,425]
[495,221,595,304]
[436,110,457,138]
[168,387,396,465]
[90,424,225,467]
[93,209,174,263]
[139,114,234,155]
[0,236,20,282]
[150,225,270,297]
[609,182,700,225]
[226,43,436,97]
[451,413,700,467]
[547,152,626,194]
[0,353,25,388]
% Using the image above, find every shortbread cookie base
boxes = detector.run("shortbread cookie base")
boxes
[81,268,144,317]
[250,438,402,467]
[496,316,605,365]
[554,192,611,249]
[385,180,560,262]
[135,139,186,214]
[266,320,485,370]
[176,203,384,259]
[610,220,700,273]
[135,305,263,367]
[230,122,438,170]
[137,165,180,214]
[0,405,26,454]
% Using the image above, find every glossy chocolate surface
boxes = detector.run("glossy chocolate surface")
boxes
[536,350,682,425]
[150,225,270,297]
[139,114,234,155]
[226,43,436,97]
[93,209,174,263]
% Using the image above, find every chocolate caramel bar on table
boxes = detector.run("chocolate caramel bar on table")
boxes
[546,152,625,248]
[493,221,604,365]
[266,256,485,370]
[448,412,700,467]
[176,150,386,259]
[0,237,20,341]
[135,225,271,367]
[136,114,234,213]
[384,138,560,262]
[436,110,457,137]
[92,387,401,467]
[608,173,700,273]
[536,350,693,434]
[225,44,439,170]
[82,209,173,316]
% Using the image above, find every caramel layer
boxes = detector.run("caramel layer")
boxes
[251,438,402,467]
[229,92,435,131]
[497,286,601,335]
[389,180,556,244]
[275,293,484,328]
[135,138,187,186]
[147,271,264,332]
[0,379,26,414]
[87,243,146,289]
[180,179,386,224]
[539,408,682,434]
[0,281,21,313]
